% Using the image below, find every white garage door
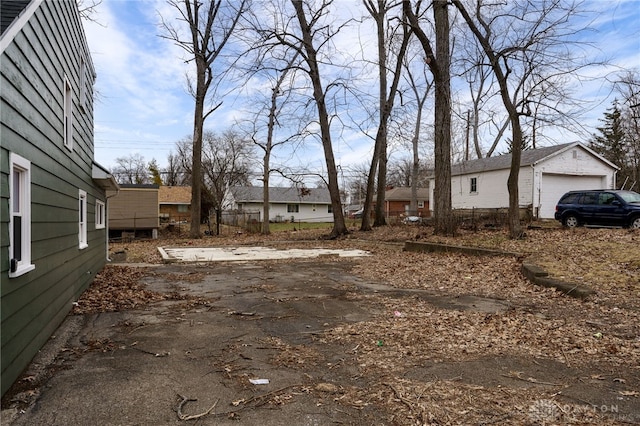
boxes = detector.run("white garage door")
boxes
[539,174,605,219]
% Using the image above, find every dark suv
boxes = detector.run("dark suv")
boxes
[555,190,640,228]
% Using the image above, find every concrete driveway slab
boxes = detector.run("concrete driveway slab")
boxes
[159,246,370,263]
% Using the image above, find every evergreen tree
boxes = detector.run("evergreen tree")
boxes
[148,159,163,186]
[589,100,632,188]
[504,135,532,154]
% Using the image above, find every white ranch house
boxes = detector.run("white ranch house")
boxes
[225,186,334,223]
[429,142,618,219]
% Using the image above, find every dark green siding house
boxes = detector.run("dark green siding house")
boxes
[0,0,118,396]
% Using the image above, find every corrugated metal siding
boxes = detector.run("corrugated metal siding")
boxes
[0,1,105,396]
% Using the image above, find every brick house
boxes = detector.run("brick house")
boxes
[159,186,191,223]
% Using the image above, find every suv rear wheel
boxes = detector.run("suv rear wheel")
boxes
[563,214,580,228]
[630,216,640,229]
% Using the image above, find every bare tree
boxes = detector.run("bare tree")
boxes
[344,162,370,209]
[77,0,102,23]
[202,130,254,234]
[401,46,433,215]
[290,0,348,238]
[453,0,590,238]
[255,56,303,234]
[160,0,248,237]
[112,153,149,184]
[457,39,508,159]
[164,151,187,186]
[360,0,412,231]
[236,7,304,234]
[404,0,454,235]
[614,70,640,190]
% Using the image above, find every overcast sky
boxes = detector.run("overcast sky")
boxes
[84,0,640,183]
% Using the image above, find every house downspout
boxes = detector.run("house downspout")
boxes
[105,189,119,261]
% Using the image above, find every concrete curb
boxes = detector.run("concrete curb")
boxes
[403,241,596,299]
[520,262,595,299]
[156,247,176,263]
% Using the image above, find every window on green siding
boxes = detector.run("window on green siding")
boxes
[9,153,35,277]
[96,200,105,229]
[64,75,73,150]
[287,204,299,213]
[79,58,87,113]
[79,190,88,249]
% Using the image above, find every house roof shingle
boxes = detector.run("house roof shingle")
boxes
[383,186,430,201]
[230,186,331,204]
[450,142,579,176]
[118,184,159,190]
[159,186,191,204]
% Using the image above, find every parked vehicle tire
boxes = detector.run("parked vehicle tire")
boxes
[563,215,580,228]
[630,216,640,229]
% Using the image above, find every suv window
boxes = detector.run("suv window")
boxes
[598,193,617,205]
[581,192,598,205]
[560,193,581,204]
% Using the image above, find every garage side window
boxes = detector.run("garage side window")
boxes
[470,177,478,194]
[287,204,299,213]
[9,153,35,277]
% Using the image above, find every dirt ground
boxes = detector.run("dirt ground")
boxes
[2,225,639,425]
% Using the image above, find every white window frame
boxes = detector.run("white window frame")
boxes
[79,189,88,249]
[95,199,105,229]
[79,58,87,113]
[9,153,35,277]
[287,204,299,213]
[63,75,73,150]
[418,201,425,208]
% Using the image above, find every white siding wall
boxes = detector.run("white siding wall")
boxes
[531,146,616,218]
[534,146,616,180]
[450,168,533,210]
[432,145,617,218]
[237,202,334,223]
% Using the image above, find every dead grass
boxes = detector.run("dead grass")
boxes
[96,224,640,425]
[110,224,640,299]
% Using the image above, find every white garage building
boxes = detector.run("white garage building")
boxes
[430,142,618,219]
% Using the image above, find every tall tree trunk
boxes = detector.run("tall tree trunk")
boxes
[507,120,524,238]
[190,59,205,238]
[292,0,347,238]
[362,0,411,230]
[374,142,388,226]
[410,102,423,215]
[372,0,388,227]
[262,150,270,234]
[404,0,454,235]
[432,0,453,235]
